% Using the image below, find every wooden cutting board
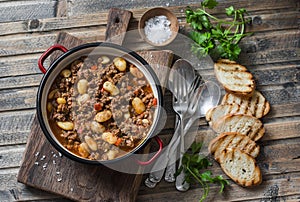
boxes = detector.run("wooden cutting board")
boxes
[17,9,173,202]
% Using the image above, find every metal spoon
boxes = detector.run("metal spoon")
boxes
[145,59,195,188]
[174,80,221,191]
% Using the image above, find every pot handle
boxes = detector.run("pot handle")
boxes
[38,44,68,74]
[136,136,163,166]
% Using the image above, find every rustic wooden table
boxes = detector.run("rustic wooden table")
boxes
[0,0,299,201]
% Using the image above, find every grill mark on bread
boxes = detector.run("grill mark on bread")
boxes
[221,91,270,118]
[253,93,260,117]
[214,60,255,97]
[214,134,236,160]
[209,132,260,160]
[206,104,252,127]
[214,114,265,141]
[219,148,262,187]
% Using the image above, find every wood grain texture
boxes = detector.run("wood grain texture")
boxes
[66,0,298,16]
[137,173,300,202]
[0,1,299,202]
[0,6,298,37]
[0,1,56,23]
[105,8,132,45]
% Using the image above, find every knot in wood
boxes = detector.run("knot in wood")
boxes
[29,19,40,29]
[253,16,263,25]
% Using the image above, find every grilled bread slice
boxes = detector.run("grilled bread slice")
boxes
[206,103,252,126]
[213,114,265,141]
[219,148,262,187]
[214,59,255,97]
[221,90,270,118]
[209,132,260,161]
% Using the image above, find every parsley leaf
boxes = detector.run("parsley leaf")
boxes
[175,142,229,202]
[225,6,235,16]
[185,0,252,60]
[201,0,218,9]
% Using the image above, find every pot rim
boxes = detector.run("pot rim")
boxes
[36,42,163,165]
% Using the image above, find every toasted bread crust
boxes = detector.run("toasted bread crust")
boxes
[214,60,255,97]
[212,114,265,141]
[209,132,260,161]
[219,148,262,187]
[205,103,253,125]
[221,91,270,118]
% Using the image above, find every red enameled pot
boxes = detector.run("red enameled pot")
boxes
[36,42,163,165]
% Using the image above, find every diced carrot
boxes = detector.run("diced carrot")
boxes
[127,85,132,90]
[91,65,98,70]
[94,103,102,111]
[152,98,157,106]
[114,138,122,146]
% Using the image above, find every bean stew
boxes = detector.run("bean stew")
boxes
[46,55,157,161]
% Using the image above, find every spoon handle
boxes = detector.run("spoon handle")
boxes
[165,116,196,182]
[164,129,179,182]
[145,118,182,187]
[175,115,190,191]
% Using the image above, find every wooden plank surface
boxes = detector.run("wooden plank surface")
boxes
[0,0,299,201]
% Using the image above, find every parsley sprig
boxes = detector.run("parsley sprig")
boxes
[186,0,252,60]
[176,142,229,202]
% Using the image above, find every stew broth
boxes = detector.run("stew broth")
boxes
[46,55,157,161]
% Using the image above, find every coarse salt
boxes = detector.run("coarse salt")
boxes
[144,15,172,44]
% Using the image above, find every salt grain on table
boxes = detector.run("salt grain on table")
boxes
[42,163,48,170]
[144,15,172,44]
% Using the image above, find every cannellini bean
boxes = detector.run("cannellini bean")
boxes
[123,113,130,119]
[99,56,110,64]
[132,97,146,114]
[113,57,127,71]
[78,143,90,158]
[130,65,143,78]
[77,79,88,94]
[102,132,118,144]
[48,89,58,99]
[47,102,52,112]
[60,69,71,78]
[142,119,149,124]
[90,121,105,134]
[56,97,66,104]
[106,150,118,160]
[103,81,119,96]
[95,110,112,122]
[77,94,89,105]
[57,121,74,131]
[84,136,98,151]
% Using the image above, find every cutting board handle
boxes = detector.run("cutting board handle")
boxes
[105,8,132,45]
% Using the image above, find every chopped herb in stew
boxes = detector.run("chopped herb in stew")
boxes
[47,55,157,161]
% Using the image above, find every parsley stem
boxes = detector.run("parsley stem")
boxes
[186,162,205,188]
[186,164,209,202]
